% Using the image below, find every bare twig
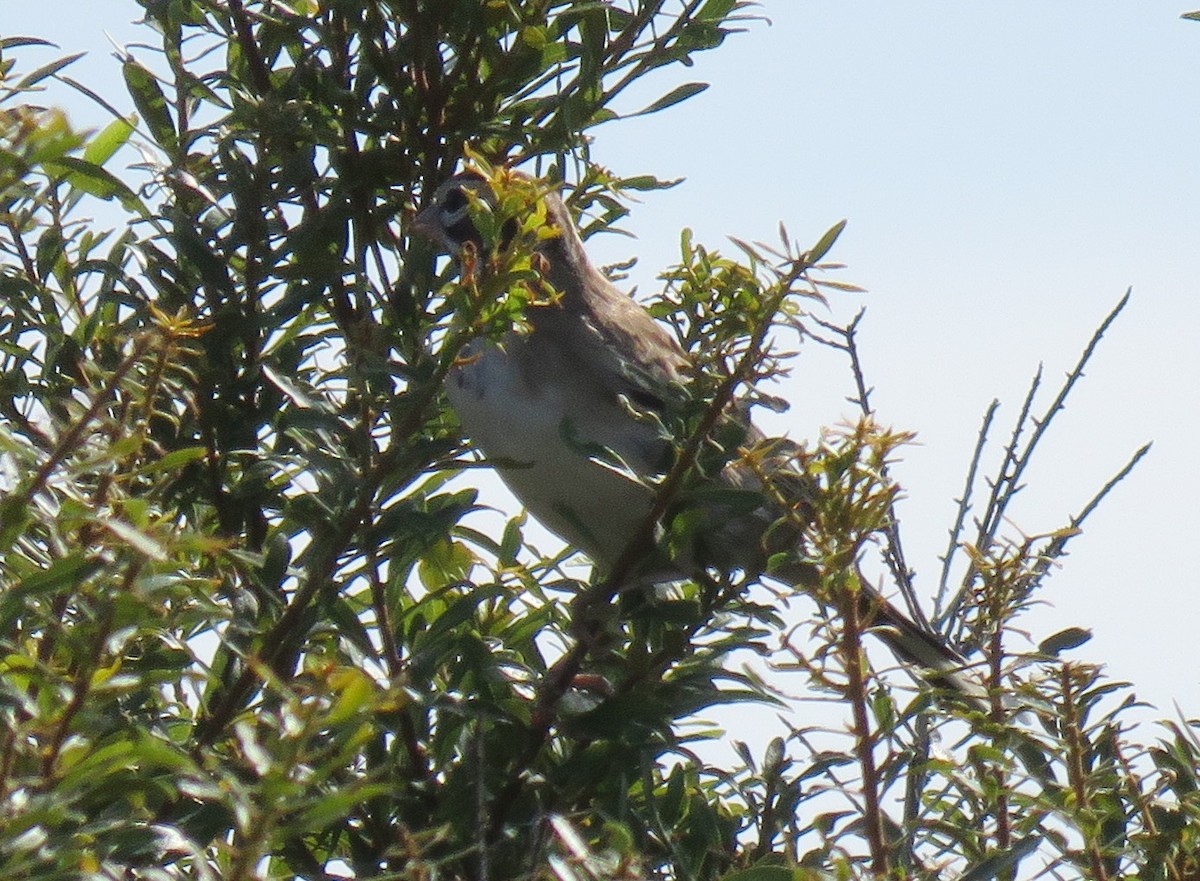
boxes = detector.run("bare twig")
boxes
[841,568,889,877]
[811,311,929,630]
[1025,441,1151,594]
[933,399,998,622]
[943,291,1133,628]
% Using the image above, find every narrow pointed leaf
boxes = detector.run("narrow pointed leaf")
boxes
[632,82,709,117]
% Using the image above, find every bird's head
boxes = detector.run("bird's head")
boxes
[413,171,492,255]
[413,170,550,257]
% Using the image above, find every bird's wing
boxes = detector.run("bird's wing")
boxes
[574,279,690,411]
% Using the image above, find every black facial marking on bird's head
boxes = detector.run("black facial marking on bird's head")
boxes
[441,185,469,214]
[439,184,483,252]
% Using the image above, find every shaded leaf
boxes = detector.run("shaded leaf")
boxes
[632,81,709,117]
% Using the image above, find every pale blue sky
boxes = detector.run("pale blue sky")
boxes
[8,2,1199,716]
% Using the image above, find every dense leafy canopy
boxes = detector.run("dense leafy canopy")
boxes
[0,4,1189,880]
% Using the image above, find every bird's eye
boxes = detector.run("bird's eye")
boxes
[441,187,468,214]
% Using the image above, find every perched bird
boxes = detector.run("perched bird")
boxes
[412,170,980,701]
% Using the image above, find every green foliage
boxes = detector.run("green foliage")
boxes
[0,5,1191,881]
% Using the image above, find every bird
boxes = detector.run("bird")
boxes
[411,169,982,703]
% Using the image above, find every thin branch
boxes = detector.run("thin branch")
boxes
[38,568,126,781]
[946,290,1132,626]
[977,365,1043,564]
[1059,666,1112,881]
[1026,441,1151,591]
[15,332,155,510]
[812,310,928,629]
[224,0,274,97]
[933,398,998,623]
[842,568,889,878]
[900,713,933,866]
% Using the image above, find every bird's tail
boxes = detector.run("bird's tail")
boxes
[858,589,988,711]
[768,557,987,709]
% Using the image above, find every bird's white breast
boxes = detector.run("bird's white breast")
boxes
[445,336,659,567]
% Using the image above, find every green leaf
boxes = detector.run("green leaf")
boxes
[698,0,740,22]
[421,587,508,643]
[82,116,136,167]
[498,515,524,565]
[631,82,709,117]
[122,59,176,149]
[807,219,846,263]
[102,518,169,561]
[0,496,31,554]
[134,446,207,476]
[958,839,1042,881]
[35,225,65,280]
[417,537,477,587]
[48,156,140,206]
[720,868,816,881]
[293,783,393,833]
[1038,626,1093,656]
[16,52,84,89]
[11,554,103,597]
[327,596,376,658]
[326,667,377,725]
[0,37,55,50]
